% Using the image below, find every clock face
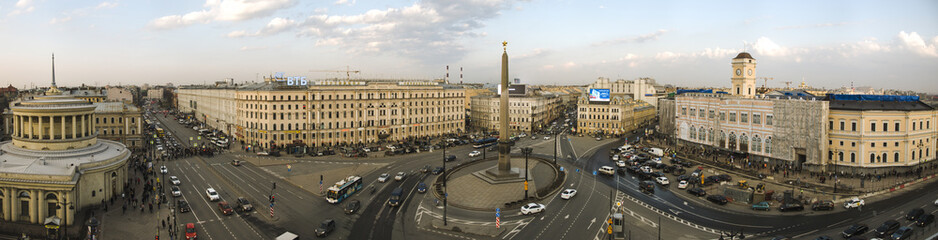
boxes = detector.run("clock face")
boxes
[748,69,753,76]
[736,69,741,76]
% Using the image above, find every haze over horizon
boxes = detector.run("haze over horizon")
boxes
[1,0,936,93]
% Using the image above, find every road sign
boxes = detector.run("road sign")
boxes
[524,181,528,191]
[607,225,612,234]
[593,170,597,175]
[287,164,292,172]
[616,201,621,207]
[559,167,564,172]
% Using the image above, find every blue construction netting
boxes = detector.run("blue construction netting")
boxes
[827,94,919,102]
[676,89,713,95]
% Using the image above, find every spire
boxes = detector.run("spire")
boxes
[45,53,62,95]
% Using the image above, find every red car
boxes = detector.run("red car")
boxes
[185,223,197,240]
[218,201,234,215]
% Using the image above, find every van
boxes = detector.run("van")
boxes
[649,148,664,157]
[275,232,299,240]
[388,187,404,206]
[598,166,615,175]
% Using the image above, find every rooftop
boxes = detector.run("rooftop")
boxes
[94,101,140,113]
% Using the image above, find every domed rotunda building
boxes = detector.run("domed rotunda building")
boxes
[0,68,128,231]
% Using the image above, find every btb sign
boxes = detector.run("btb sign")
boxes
[274,72,308,86]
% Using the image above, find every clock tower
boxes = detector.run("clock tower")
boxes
[731,52,757,97]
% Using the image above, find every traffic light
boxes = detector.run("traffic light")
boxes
[272,182,277,190]
[270,195,275,203]
[155,235,159,240]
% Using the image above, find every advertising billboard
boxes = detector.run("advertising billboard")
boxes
[589,89,610,102]
[497,84,527,95]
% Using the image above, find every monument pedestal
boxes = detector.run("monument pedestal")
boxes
[473,166,524,184]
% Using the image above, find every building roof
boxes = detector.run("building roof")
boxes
[734,52,754,59]
[828,100,934,111]
[765,89,815,97]
[94,101,140,113]
[0,140,128,178]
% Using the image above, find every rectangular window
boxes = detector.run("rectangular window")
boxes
[709,110,715,119]
[681,107,687,116]
[871,121,876,132]
[765,115,773,126]
[840,121,845,130]
[896,122,900,131]
[719,112,726,121]
[829,121,833,130]
[740,113,748,123]
[883,122,888,132]
[689,108,696,117]
[753,114,761,124]
[851,121,857,131]
[729,112,736,122]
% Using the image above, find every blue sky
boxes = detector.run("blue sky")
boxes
[2,0,937,93]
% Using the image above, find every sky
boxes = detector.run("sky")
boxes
[1,0,937,93]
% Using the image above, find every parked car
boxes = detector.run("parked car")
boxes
[751,201,771,211]
[616,160,627,168]
[874,220,901,237]
[171,186,182,197]
[916,213,934,226]
[394,172,407,181]
[170,176,181,185]
[236,197,253,211]
[843,197,865,209]
[378,173,391,182]
[217,201,234,215]
[205,188,220,201]
[185,223,197,240]
[811,201,835,211]
[841,224,869,238]
[687,188,706,196]
[677,180,688,189]
[560,189,577,199]
[178,200,191,213]
[469,151,481,157]
[778,203,805,212]
[906,208,925,221]
[520,203,545,215]
[655,177,669,185]
[890,227,912,240]
[417,182,428,193]
[315,219,336,237]
[706,195,728,205]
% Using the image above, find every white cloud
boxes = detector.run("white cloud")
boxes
[654,51,680,62]
[563,61,577,68]
[748,37,809,58]
[897,31,938,57]
[593,29,668,46]
[7,0,35,16]
[227,17,297,38]
[334,0,355,6]
[148,0,297,30]
[50,16,72,24]
[515,48,551,60]
[96,1,118,9]
[227,30,248,38]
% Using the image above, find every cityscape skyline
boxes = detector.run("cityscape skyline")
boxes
[1,0,936,93]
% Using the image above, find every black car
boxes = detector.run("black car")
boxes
[315,219,336,237]
[445,155,457,162]
[906,208,924,221]
[841,224,869,238]
[639,181,655,193]
[706,195,728,205]
[177,200,191,213]
[778,203,804,212]
[344,200,361,214]
[811,201,834,211]
[715,174,732,182]
[687,188,707,196]
[432,167,444,175]
[890,227,912,240]
[874,220,900,237]
[916,213,934,226]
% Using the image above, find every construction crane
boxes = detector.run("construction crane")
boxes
[309,66,360,81]
[757,77,774,89]
[783,81,793,89]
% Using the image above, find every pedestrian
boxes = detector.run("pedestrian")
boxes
[162,220,166,229]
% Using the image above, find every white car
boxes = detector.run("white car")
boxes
[160,166,168,174]
[934,198,938,206]
[170,176,181,185]
[616,161,627,168]
[518,133,527,137]
[677,180,688,189]
[394,172,406,181]
[656,177,669,185]
[171,186,182,197]
[378,173,390,183]
[544,136,550,140]
[598,166,615,175]
[520,203,545,215]
[469,151,481,157]
[612,155,619,161]
[205,188,220,201]
[560,189,577,199]
[843,197,865,209]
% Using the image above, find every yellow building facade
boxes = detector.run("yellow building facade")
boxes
[577,94,656,136]
[827,98,936,170]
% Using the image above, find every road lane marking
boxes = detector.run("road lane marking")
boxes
[793,229,818,239]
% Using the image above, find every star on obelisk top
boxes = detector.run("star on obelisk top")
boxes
[502,41,507,52]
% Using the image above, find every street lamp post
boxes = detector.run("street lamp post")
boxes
[443,141,447,226]
[916,141,926,178]
[521,147,533,200]
[56,199,74,240]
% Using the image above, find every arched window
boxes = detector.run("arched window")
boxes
[708,128,714,142]
[728,132,737,149]
[870,153,875,163]
[753,135,762,152]
[850,152,855,162]
[699,127,706,141]
[765,137,772,154]
[882,153,887,163]
[894,152,900,162]
[740,134,749,152]
[829,151,833,160]
[689,126,697,139]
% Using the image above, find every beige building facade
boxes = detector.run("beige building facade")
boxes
[470,93,562,134]
[106,86,133,104]
[179,78,466,149]
[576,94,656,136]
[587,77,664,106]
[827,98,936,170]
[93,102,143,149]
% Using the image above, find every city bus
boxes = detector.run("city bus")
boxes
[387,187,404,207]
[156,127,165,137]
[473,137,498,149]
[325,175,363,204]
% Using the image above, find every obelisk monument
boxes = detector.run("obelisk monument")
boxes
[496,41,513,174]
